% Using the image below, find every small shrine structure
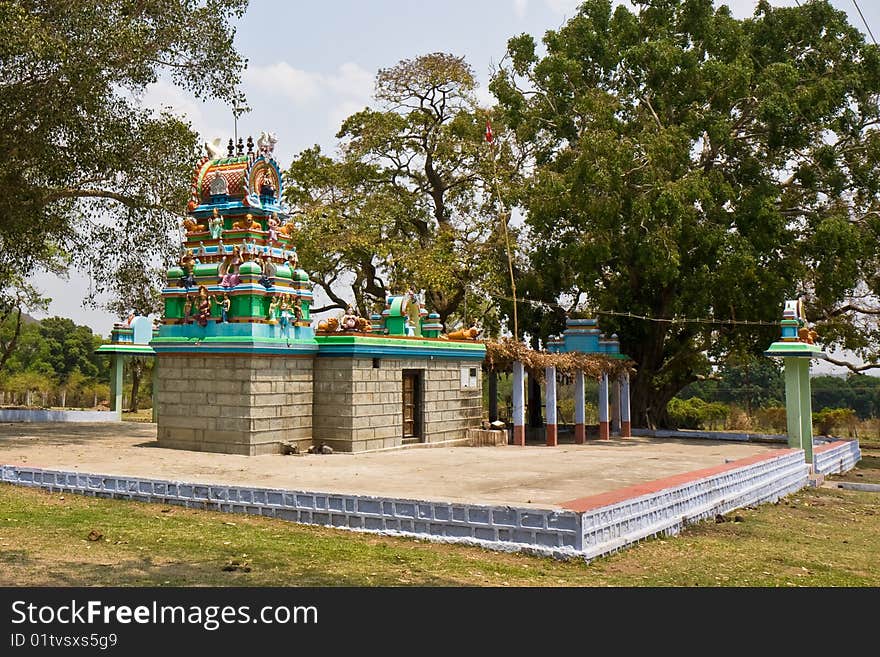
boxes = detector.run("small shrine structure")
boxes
[547,318,632,442]
[95,316,157,420]
[483,319,631,446]
[150,133,485,455]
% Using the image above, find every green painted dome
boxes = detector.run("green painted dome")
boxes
[276,264,293,280]
[293,268,309,282]
[240,260,261,275]
[167,266,183,278]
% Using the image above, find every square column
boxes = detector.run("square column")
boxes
[598,372,610,439]
[798,359,814,464]
[488,371,499,422]
[620,372,631,437]
[545,366,557,446]
[783,357,814,464]
[512,361,525,446]
[574,370,585,444]
[110,354,124,420]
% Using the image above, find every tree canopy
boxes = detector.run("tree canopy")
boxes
[0,0,249,322]
[491,0,880,425]
[284,53,520,328]
[0,314,107,382]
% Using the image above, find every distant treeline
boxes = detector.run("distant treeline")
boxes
[0,315,113,408]
[679,356,880,420]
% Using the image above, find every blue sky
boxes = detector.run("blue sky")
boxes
[33,0,880,358]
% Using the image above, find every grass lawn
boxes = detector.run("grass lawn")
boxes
[1,450,877,587]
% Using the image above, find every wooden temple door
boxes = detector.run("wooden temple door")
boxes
[402,370,422,442]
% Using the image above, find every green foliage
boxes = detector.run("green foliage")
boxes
[0,312,111,407]
[0,0,248,318]
[284,53,520,327]
[679,353,783,411]
[492,0,880,425]
[1,371,56,407]
[812,374,880,419]
[813,407,858,436]
[667,396,729,430]
[37,317,101,382]
[755,405,788,433]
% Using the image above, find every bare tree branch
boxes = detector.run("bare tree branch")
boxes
[822,354,880,372]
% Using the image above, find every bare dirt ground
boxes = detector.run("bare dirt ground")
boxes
[0,422,785,508]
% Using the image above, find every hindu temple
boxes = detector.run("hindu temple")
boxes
[150,134,486,455]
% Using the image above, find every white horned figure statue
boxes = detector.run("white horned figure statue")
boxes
[256,131,278,157]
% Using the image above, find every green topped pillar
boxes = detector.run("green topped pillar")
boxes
[110,354,124,420]
[765,301,824,466]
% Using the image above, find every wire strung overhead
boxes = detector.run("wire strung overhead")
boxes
[484,292,780,327]
[853,0,878,45]
[596,310,780,327]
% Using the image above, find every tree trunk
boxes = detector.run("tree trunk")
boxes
[129,373,140,412]
[61,389,66,408]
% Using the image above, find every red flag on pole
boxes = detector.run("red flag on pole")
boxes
[485,120,494,144]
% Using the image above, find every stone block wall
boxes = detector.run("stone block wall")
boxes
[313,357,482,452]
[156,354,314,455]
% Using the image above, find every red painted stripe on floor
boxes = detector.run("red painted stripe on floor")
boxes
[560,448,800,513]
[813,440,851,454]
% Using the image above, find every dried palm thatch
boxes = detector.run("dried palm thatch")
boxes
[483,338,633,381]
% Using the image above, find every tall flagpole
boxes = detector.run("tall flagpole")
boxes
[486,119,518,340]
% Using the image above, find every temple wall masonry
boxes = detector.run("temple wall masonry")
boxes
[313,357,483,452]
[156,354,314,455]
[156,353,483,454]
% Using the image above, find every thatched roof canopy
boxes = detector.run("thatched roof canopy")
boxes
[483,338,633,381]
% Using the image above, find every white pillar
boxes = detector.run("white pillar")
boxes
[574,369,585,444]
[611,377,621,434]
[598,372,610,439]
[620,373,631,437]
[545,366,557,446]
[512,361,525,446]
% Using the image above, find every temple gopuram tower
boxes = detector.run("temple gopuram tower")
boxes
[151,134,317,455]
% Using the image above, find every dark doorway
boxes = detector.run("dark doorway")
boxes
[402,370,423,443]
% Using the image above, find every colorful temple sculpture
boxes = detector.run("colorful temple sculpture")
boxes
[150,133,485,455]
[546,318,631,443]
[765,299,825,464]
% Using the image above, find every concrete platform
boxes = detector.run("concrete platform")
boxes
[1,422,844,560]
[0,422,785,509]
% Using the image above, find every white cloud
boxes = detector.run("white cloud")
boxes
[244,61,323,104]
[325,62,375,100]
[475,84,495,108]
[514,0,528,19]
[134,79,226,145]
[244,61,373,107]
[328,99,368,133]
